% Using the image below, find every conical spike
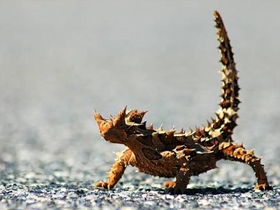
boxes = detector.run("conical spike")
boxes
[109,114,115,122]
[94,111,109,131]
[157,124,164,132]
[113,106,127,127]
[201,126,206,136]
[136,110,148,123]
[94,111,106,123]
[248,149,255,156]
[147,123,154,130]
[166,129,175,136]
[126,109,147,123]
[180,128,185,134]
[141,121,147,128]
[215,113,220,119]
[195,127,201,136]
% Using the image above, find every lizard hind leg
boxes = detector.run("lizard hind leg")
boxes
[220,142,272,191]
[165,167,191,194]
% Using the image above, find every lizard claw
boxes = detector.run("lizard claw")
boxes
[94,181,113,190]
[163,181,176,188]
[254,183,273,191]
[165,183,186,194]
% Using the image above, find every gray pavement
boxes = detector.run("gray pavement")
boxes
[0,1,279,209]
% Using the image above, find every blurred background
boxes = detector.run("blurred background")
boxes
[0,0,279,186]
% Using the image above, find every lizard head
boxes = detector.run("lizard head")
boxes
[94,106,147,144]
[94,107,128,144]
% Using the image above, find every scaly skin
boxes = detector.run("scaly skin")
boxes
[94,11,272,194]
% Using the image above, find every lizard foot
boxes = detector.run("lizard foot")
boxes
[254,183,273,191]
[165,184,186,194]
[163,181,176,188]
[94,181,113,190]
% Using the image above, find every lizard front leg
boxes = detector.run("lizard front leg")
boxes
[220,142,272,191]
[95,149,132,189]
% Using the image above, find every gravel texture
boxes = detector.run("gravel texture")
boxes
[0,1,280,209]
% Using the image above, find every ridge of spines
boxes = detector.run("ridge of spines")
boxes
[209,11,240,142]
[191,12,240,145]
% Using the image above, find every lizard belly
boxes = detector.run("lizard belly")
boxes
[130,151,179,178]
[189,154,219,176]
[136,162,178,178]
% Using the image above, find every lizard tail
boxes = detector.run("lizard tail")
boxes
[213,10,240,140]
[192,11,240,144]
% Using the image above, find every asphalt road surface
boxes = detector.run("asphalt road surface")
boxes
[0,1,279,209]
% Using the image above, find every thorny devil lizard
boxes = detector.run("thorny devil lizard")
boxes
[94,11,272,194]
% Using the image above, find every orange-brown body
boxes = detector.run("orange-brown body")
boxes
[94,11,272,194]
